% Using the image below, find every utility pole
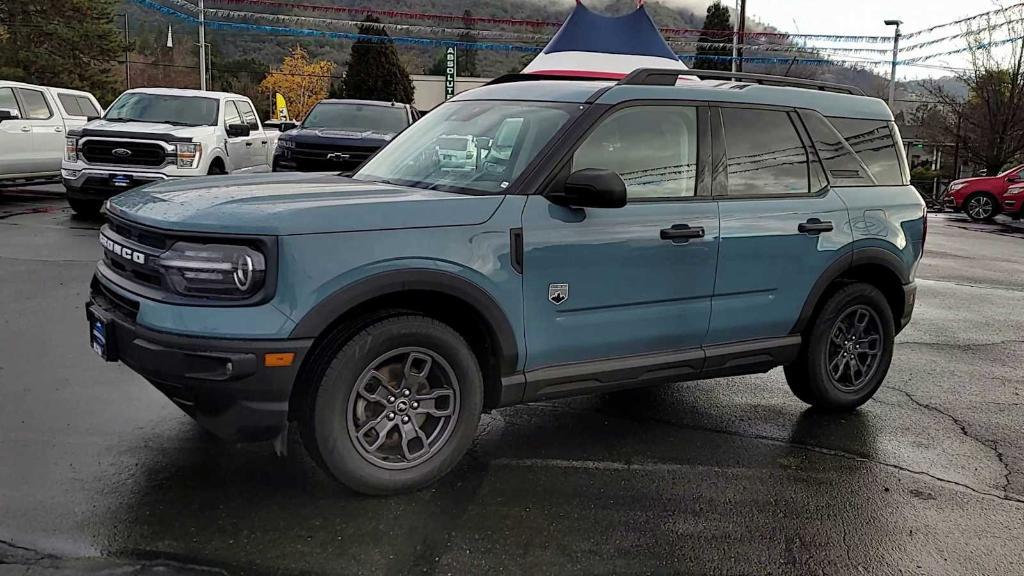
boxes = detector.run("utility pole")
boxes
[198,0,207,91]
[885,19,902,109]
[123,14,131,90]
[736,0,746,72]
[731,0,739,73]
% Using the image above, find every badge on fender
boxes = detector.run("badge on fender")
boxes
[548,283,568,305]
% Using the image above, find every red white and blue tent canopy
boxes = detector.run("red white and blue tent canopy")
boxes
[522,1,692,80]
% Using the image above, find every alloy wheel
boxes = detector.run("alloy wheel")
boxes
[347,347,460,470]
[967,195,995,220]
[826,305,884,392]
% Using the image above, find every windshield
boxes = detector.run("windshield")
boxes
[353,101,578,194]
[303,103,410,134]
[104,93,219,127]
[998,164,1024,177]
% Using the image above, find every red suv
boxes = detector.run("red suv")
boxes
[944,164,1024,221]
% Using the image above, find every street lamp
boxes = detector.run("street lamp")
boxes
[885,19,902,109]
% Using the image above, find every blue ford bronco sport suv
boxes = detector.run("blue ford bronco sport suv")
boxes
[87,70,925,494]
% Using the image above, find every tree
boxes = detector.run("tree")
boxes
[259,46,335,121]
[426,11,479,78]
[0,0,123,103]
[922,6,1024,175]
[693,1,733,72]
[342,16,415,103]
[217,58,271,119]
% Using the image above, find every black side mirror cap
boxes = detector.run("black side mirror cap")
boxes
[548,168,628,209]
[279,122,298,132]
[227,123,251,138]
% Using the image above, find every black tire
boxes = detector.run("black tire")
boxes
[67,197,103,217]
[207,163,226,175]
[304,315,482,495]
[785,283,895,411]
[964,192,998,222]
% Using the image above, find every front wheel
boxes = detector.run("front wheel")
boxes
[785,283,895,411]
[304,315,483,495]
[965,193,998,222]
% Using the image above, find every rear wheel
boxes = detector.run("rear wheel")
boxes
[965,193,998,222]
[785,283,894,411]
[303,315,482,495]
[67,197,103,217]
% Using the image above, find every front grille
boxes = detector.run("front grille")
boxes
[107,215,169,250]
[82,140,169,167]
[290,143,379,170]
[101,217,170,291]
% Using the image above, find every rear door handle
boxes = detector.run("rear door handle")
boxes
[245,142,254,147]
[660,224,705,242]
[798,219,834,235]
[20,126,31,133]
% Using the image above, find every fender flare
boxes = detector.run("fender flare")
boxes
[790,247,909,335]
[288,269,519,375]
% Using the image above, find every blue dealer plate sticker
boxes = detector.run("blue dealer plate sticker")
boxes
[111,174,133,187]
[90,319,107,358]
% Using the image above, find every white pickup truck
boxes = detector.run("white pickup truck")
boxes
[0,81,103,186]
[62,88,278,215]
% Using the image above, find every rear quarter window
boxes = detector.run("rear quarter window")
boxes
[827,117,905,186]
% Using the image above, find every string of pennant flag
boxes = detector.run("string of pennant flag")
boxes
[138,0,1019,68]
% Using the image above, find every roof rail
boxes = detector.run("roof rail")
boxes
[485,73,619,86]
[619,68,866,96]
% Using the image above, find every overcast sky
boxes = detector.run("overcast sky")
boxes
[679,0,1008,79]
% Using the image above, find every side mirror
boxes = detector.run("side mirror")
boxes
[279,121,298,132]
[0,108,20,123]
[547,168,627,209]
[475,136,492,151]
[226,123,251,138]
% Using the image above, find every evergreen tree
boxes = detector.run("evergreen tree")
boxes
[693,1,733,72]
[342,16,415,104]
[0,0,123,103]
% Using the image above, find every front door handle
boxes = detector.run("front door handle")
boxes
[660,224,705,242]
[245,142,254,147]
[20,125,31,133]
[798,218,834,235]
[55,126,64,133]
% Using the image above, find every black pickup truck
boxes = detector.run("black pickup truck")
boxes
[273,99,418,172]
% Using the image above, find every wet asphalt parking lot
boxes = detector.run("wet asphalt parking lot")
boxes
[1,186,1023,575]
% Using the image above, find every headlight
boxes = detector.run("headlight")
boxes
[156,242,266,299]
[174,143,202,168]
[1007,187,1023,196]
[948,182,966,192]
[65,138,78,162]
[278,139,295,149]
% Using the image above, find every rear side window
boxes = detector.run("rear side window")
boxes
[799,110,870,185]
[573,105,698,200]
[16,88,52,120]
[77,96,100,118]
[0,88,19,115]
[58,93,83,116]
[827,117,904,186]
[721,108,813,196]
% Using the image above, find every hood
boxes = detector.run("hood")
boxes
[105,173,505,236]
[283,128,395,146]
[77,119,212,140]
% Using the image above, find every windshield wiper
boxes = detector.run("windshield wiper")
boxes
[149,119,198,127]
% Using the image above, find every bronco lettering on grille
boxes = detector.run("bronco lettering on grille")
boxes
[100,233,146,264]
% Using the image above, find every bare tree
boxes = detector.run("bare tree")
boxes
[924,5,1024,175]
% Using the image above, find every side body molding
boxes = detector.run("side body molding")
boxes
[288,269,519,375]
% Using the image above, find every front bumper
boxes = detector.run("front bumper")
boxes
[899,281,917,333]
[63,168,169,200]
[88,277,313,442]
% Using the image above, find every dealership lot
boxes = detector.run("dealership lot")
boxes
[1,188,1023,574]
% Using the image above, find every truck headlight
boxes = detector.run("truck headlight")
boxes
[157,242,266,299]
[174,143,202,168]
[65,138,79,162]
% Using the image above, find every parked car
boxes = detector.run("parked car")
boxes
[943,164,1024,221]
[62,88,279,216]
[85,69,925,495]
[273,99,418,172]
[0,81,102,186]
